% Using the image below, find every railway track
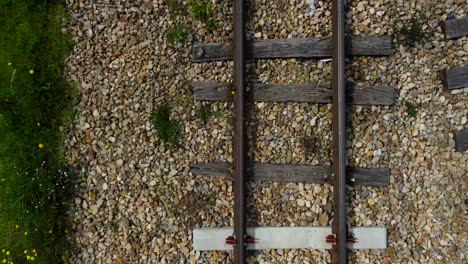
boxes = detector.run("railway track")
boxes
[191,0,394,263]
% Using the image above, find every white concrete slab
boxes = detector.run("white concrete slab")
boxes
[193,226,386,251]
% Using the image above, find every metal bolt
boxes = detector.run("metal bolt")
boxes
[194,47,205,58]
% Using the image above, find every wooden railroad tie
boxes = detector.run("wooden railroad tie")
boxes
[455,128,468,152]
[440,16,468,40]
[440,65,468,90]
[193,81,397,106]
[191,162,390,187]
[193,35,393,62]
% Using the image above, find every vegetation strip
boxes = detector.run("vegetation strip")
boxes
[0,1,75,263]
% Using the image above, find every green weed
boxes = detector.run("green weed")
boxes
[151,104,181,147]
[187,0,218,33]
[166,25,191,44]
[405,101,420,118]
[394,15,427,48]
[197,104,212,124]
[0,0,75,263]
[111,223,119,233]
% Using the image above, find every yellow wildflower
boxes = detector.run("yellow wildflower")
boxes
[48,230,52,234]
[2,259,6,263]
[231,91,235,95]
[38,144,44,149]
[32,249,36,253]
[29,69,34,75]
[8,62,11,66]
[24,250,28,254]
[26,256,31,260]
[30,257,35,261]
[5,251,9,256]
[37,123,40,127]
[15,224,19,229]
[24,231,28,236]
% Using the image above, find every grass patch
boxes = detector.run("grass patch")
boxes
[393,15,427,48]
[197,104,212,124]
[151,104,181,147]
[0,0,75,263]
[166,25,191,44]
[405,101,420,118]
[187,0,217,33]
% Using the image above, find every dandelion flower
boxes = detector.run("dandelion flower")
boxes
[29,69,34,74]
[38,144,44,149]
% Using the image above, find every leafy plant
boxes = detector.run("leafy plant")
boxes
[405,101,420,118]
[151,104,181,147]
[166,25,191,44]
[394,15,427,47]
[197,104,212,124]
[187,0,217,32]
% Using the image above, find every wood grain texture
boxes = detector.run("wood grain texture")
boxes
[441,65,468,90]
[455,129,468,152]
[441,17,468,39]
[192,81,396,105]
[191,162,390,187]
[193,36,393,62]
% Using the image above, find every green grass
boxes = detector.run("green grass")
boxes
[151,104,181,147]
[187,0,217,33]
[394,15,427,48]
[405,101,420,118]
[166,25,191,44]
[197,104,212,124]
[0,0,75,263]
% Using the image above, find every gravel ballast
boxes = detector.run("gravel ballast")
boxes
[64,0,466,263]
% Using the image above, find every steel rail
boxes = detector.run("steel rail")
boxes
[331,0,348,263]
[233,0,247,263]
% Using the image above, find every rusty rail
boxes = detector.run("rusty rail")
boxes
[233,0,247,263]
[331,0,348,263]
